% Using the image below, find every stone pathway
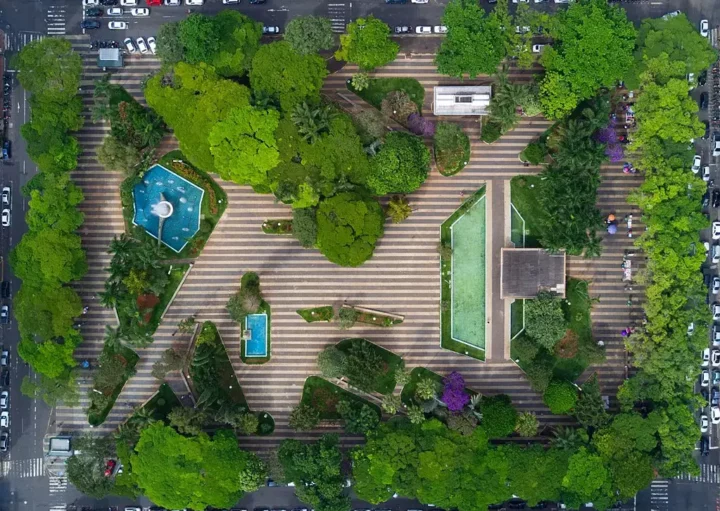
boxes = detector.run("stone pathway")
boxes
[56,41,642,454]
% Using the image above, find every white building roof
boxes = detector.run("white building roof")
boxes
[433,86,492,116]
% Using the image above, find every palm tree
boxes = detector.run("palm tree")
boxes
[98,282,123,308]
[91,101,111,123]
[103,325,126,351]
[130,406,157,430]
[386,195,412,223]
[550,426,586,450]
[291,102,333,144]
[114,422,140,446]
[94,74,112,99]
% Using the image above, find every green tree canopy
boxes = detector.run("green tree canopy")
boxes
[543,380,578,415]
[335,16,399,71]
[561,447,614,510]
[539,0,636,119]
[480,394,518,438]
[14,38,82,101]
[284,15,335,56]
[131,423,266,510]
[209,105,280,187]
[524,291,567,350]
[573,375,609,428]
[368,132,430,196]
[250,42,328,112]
[17,331,80,379]
[316,193,385,267]
[435,0,506,78]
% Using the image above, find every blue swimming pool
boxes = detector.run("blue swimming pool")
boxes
[132,164,204,253]
[245,313,268,357]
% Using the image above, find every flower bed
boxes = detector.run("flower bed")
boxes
[262,219,293,235]
[297,306,335,322]
[300,376,381,420]
[341,305,404,327]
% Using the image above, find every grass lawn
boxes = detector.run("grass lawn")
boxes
[297,306,335,323]
[335,338,403,395]
[510,299,525,339]
[350,77,425,112]
[510,175,547,249]
[88,344,140,426]
[440,187,486,362]
[300,376,381,420]
[240,301,272,365]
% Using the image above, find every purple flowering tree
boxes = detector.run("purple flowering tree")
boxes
[595,121,624,162]
[441,371,470,412]
[407,113,436,137]
[605,143,624,162]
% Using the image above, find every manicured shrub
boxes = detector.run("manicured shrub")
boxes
[441,371,470,412]
[380,90,418,124]
[524,358,554,393]
[522,141,547,165]
[481,121,502,143]
[480,394,518,438]
[367,132,430,195]
[317,346,347,379]
[515,411,539,437]
[513,335,539,363]
[292,207,318,248]
[289,403,320,431]
[336,401,380,434]
[525,291,567,350]
[433,122,470,176]
[543,379,578,415]
[407,113,435,137]
[447,412,478,436]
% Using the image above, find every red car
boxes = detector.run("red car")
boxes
[104,459,116,477]
[146,0,161,5]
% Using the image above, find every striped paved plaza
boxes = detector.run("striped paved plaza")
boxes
[56,38,643,453]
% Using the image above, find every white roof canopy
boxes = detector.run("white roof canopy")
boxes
[433,86,492,116]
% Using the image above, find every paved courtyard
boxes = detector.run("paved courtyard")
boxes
[56,37,645,455]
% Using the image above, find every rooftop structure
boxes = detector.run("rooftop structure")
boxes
[132,163,204,253]
[97,48,123,69]
[433,86,492,116]
[500,248,566,299]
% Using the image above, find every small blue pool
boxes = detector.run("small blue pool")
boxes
[245,313,268,357]
[132,164,205,253]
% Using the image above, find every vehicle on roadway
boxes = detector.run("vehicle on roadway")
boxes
[0,391,7,410]
[122,37,133,52]
[701,414,709,432]
[105,459,117,477]
[0,433,7,452]
[131,7,149,15]
[433,26,447,34]
[109,21,127,29]
[394,26,411,34]
[714,133,720,157]
[101,0,119,5]
[385,0,407,3]
[700,19,709,38]
[704,120,711,139]
[692,154,702,173]
[223,0,240,3]
[712,350,720,367]
[1,209,9,227]
[0,411,8,428]
[662,10,681,20]
[0,351,7,367]
[107,7,123,15]
[701,435,710,455]
[164,0,181,4]
[0,282,9,299]
[532,44,546,53]
[702,370,711,386]
[703,347,711,367]
[147,36,157,54]
[120,0,138,5]
[0,306,8,325]
[84,0,100,5]
[1,187,9,207]
[81,20,101,29]
[1,141,10,161]
[262,26,280,34]
[700,92,709,110]
[86,7,103,16]
[186,0,204,4]
[712,221,720,240]
[249,0,266,3]
[136,37,150,54]
[411,0,428,3]
[713,407,720,425]
[416,26,432,34]
[713,278,720,295]
[703,166,711,182]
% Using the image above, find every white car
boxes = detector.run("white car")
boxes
[700,19,709,38]
[165,0,181,4]
[106,7,123,15]
[713,303,720,321]
[692,155,702,173]
[411,0,429,3]
[714,133,720,157]
[713,407,720,425]
[703,166,711,182]
[186,0,204,5]
[147,36,157,54]
[713,222,720,240]
[0,351,7,366]
[1,187,10,207]
[223,0,240,3]
[109,21,128,30]
[714,326,720,346]
[515,26,531,34]
[1,209,9,227]
[701,414,709,432]
[136,37,150,55]
[83,0,99,6]
[0,412,8,428]
[123,37,137,53]
[703,348,711,367]
[120,0,138,5]
[0,391,7,410]
[713,277,720,295]
[532,44,546,53]
[433,26,447,34]
[662,10,681,20]
[512,0,530,2]
[701,369,710,387]
[415,26,432,34]
[712,350,720,367]
[705,242,711,255]
[130,7,149,16]
[688,322,695,336]
[262,26,280,34]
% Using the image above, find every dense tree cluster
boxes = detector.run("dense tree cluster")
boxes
[622,13,715,477]
[335,16,398,71]
[284,15,335,56]
[11,38,86,406]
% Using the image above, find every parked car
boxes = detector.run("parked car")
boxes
[713,387,720,406]
[147,36,157,54]
[703,348,711,367]
[84,0,100,5]
[415,26,432,34]
[85,7,103,16]
[1,371,8,387]
[109,21,128,29]
[395,26,411,34]
[515,25,531,34]
[0,306,8,325]
[1,187,10,208]
[713,221,720,240]
[662,10,681,20]
[0,351,7,367]
[385,0,407,3]
[0,411,8,428]
[100,0,118,5]
[701,414,709,432]
[136,37,149,54]
[80,20,101,29]
[700,92,709,110]
[1,282,10,299]
[249,0,266,3]
[532,44,546,53]
[703,166,711,182]
[714,326,720,346]
[186,0,204,4]
[0,433,8,452]
[712,350,720,367]
[701,435,710,455]
[713,278,720,295]
[692,155,702,173]
[0,391,7,410]
[262,26,280,34]
[703,191,710,208]
[130,7,150,15]
[164,0,181,4]
[123,37,136,53]
[104,459,117,477]
[704,120,711,139]
[713,407,720,424]
[411,0,428,3]
[701,370,711,387]
[433,26,447,34]
[223,0,240,3]
[714,132,720,157]
[120,0,138,4]
[714,370,720,385]
[700,19,710,37]
[1,141,10,161]
[107,7,123,15]
[1,209,9,227]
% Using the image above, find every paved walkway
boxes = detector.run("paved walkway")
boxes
[55,41,643,453]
